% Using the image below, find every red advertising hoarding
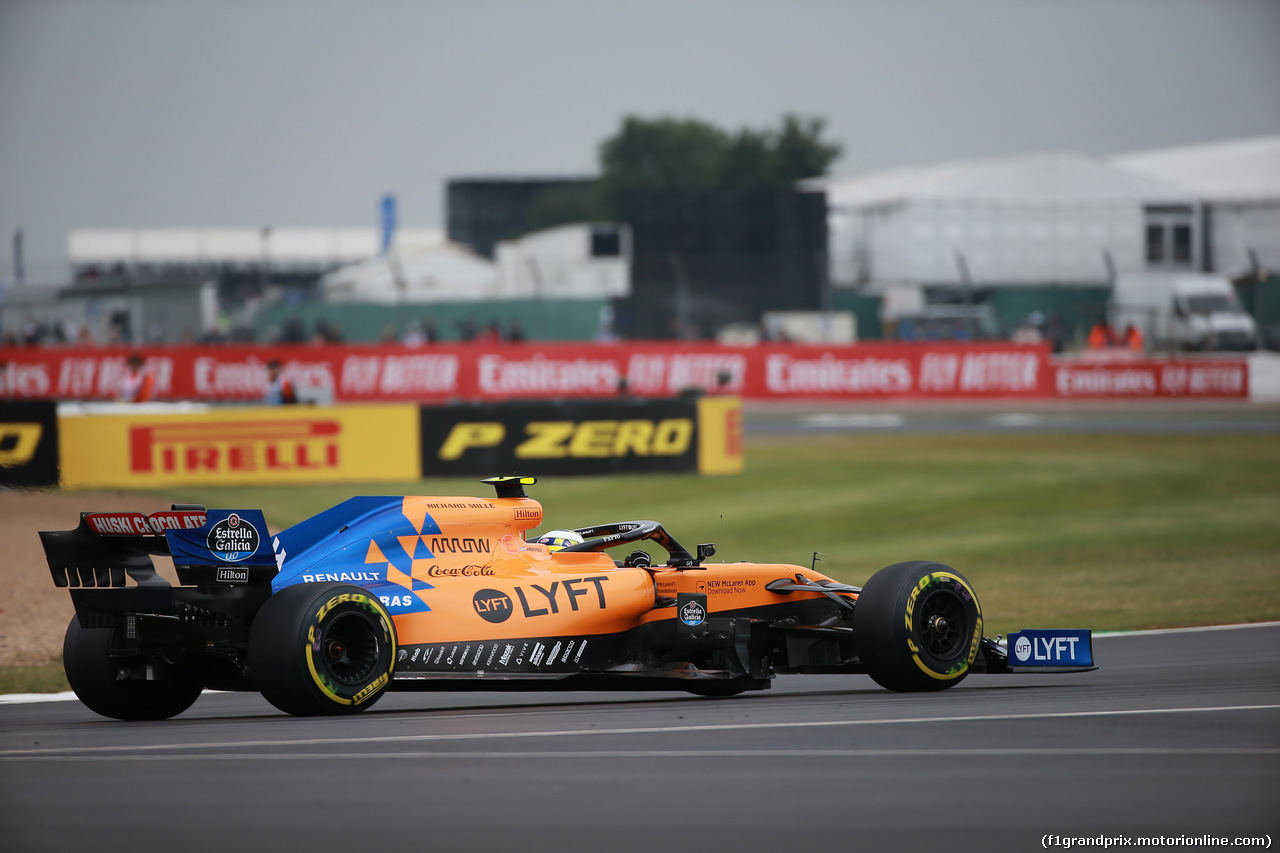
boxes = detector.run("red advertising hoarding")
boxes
[0,342,1248,402]
[1051,359,1248,398]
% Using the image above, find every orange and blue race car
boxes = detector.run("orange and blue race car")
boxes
[39,476,1096,720]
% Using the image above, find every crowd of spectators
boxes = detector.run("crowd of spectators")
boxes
[1087,320,1145,353]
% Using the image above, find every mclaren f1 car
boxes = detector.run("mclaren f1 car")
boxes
[39,476,1096,720]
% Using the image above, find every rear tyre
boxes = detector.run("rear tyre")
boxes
[62,616,202,721]
[249,583,397,716]
[854,561,983,692]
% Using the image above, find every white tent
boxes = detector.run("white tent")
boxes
[320,223,631,304]
[68,227,444,270]
[1113,136,1280,204]
[811,151,1196,288]
[320,242,500,303]
[1114,136,1280,278]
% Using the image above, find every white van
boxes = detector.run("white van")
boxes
[1169,276,1258,351]
[1112,273,1257,352]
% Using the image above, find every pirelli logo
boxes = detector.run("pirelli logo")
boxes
[129,420,341,474]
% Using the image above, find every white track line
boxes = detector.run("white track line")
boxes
[1,703,1275,759]
[0,689,227,705]
[7,747,1279,762]
[1092,621,1280,638]
[0,691,78,705]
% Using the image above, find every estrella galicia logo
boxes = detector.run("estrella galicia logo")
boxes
[207,512,261,563]
[679,600,706,627]
[473,588,513,623]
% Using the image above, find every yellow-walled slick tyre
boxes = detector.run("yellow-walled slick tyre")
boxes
[63,617,203,721]
[249,583,397,716]
[854,561,983,692]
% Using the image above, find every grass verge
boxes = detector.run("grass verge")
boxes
[0,662,70,695]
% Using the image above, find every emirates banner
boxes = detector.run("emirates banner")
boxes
[1051,360,1248,398]
[0,342,1249,401]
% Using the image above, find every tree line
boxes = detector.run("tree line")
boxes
[522,114,842,232]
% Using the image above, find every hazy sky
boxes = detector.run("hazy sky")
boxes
[2,0,1279,280]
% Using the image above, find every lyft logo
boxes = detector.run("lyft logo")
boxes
[1008,630,1093,666]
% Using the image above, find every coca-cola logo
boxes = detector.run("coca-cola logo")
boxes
[427,564,496,578]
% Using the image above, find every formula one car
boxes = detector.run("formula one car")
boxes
[39,476,1096,720]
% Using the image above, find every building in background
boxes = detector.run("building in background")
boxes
[447,178,829,341]
[288,222,631,342]
[813,151,1199,344]
[1114,136,1280,347]
[8,139,1274,349]
[814,138,1280,349]
[12,227,442,345]
[616,188,828,340]
[447,177,597,259]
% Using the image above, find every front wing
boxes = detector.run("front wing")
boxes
[975,629,1097,674]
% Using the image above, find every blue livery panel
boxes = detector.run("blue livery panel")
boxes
[270,496,439,615]
[166,510,275,568]
[1006,629,1093,668]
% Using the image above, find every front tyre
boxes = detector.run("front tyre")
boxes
[63,617,202,721]
[249,583,397,716]
[854,561,983,692]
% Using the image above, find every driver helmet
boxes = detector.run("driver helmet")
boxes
[534,529,585,552]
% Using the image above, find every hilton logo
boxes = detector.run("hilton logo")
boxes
[216,567,249,583]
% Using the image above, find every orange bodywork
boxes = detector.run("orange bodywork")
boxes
[379,495,841,647]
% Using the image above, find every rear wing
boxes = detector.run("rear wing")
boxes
[40,506,277,589]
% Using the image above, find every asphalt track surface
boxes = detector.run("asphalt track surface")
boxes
[1,624,1276,853]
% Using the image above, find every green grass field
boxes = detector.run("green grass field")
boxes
[9,431,1279,693]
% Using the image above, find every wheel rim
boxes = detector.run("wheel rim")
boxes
[917,586,968,661]
[320,612,382,686]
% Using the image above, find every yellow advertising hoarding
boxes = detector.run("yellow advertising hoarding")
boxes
[696,395,744,476]
[59,405,420,488]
